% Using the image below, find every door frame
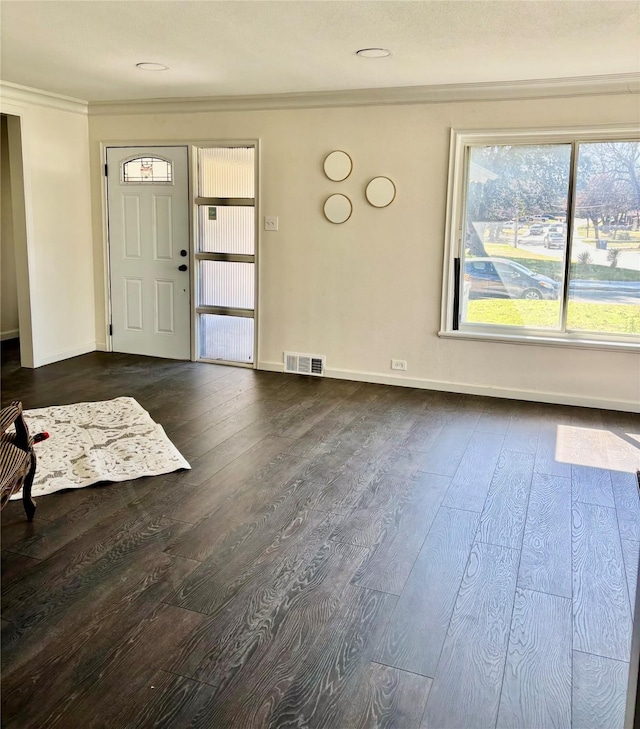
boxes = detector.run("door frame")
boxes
[100,138,260,367]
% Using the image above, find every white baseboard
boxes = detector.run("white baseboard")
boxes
[95,342,109,352]
[257,360,639,413]
[35,342,96,367]
[258,360,285,373]
[1,329,19,341]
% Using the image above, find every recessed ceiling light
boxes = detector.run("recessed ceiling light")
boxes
[136,62,169,71]
[356,48,392,59]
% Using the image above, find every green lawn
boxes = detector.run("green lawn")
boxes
[466,299,640,334]
[485,243,550,262]
[581,239,640,250]
[481,244,640,282]
[577,226,640,243]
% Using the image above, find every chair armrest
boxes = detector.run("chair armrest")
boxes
[0,402,22,436]
[0,402,32,451]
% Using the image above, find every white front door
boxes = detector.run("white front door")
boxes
[107,146,190,359]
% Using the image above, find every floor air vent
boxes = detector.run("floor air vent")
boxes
[284,352,325,377]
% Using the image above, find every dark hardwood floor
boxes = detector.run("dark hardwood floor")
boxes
[1,339,639,728]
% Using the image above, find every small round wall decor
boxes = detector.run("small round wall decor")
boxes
[365,176,396,208]
[323,151,353,182]
[324,194,352,224]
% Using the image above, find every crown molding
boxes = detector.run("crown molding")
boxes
[0,81,88,115]
[2,73,637,118]
[88,73,640,116]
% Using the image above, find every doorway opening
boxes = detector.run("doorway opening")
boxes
[1,116,19,345]
[1,112,34,368]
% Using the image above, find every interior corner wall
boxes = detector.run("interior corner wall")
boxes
[1,115,20,340]
[3,97,95,366]
[89,93,640,411]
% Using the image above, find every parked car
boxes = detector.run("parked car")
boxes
[464,257,559,300]
[529,224,544,236]
[544,227,565,249]
[502,220,526,228]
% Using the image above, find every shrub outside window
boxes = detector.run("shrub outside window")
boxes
[442,129,640,348]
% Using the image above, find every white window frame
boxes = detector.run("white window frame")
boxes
[440,126,640,353]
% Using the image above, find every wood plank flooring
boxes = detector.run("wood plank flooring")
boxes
[1,340,639,729]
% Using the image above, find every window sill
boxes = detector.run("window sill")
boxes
[438,329,640,354]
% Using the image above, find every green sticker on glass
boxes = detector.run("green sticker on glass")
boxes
[208,207,217,220]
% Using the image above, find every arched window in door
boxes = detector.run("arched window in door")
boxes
[121,156,173,183]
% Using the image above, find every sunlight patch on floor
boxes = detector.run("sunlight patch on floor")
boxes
[555,424,640,472]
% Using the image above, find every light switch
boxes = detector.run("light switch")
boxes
[264,216,279,231]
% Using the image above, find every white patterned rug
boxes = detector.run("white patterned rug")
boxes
[10,397,190,500]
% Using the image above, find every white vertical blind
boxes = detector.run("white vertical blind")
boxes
[198,147,255,198]
[199,314,254,362]
[199,261,254,309]
[198,206,254,254]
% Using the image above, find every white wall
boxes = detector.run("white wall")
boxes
[89,92,640,410]
[1,88,95,366]
[1,115,19,340]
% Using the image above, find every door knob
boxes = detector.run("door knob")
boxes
[180,249,187,257]
[178,264,188,272]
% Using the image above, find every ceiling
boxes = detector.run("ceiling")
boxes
[1,1,639,102]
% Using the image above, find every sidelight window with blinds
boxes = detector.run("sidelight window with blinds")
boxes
[195,146,256,363]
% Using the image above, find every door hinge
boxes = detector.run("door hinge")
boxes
[104,163,108,177]
[109,323,113,336]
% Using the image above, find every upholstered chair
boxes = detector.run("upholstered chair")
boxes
[0,402,36,520]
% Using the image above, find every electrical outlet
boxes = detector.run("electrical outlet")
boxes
[391,359,407,371]
[264,216,279,231]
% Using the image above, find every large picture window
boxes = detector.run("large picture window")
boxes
[443,129,640,348]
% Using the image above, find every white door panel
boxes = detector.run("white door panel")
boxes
[155,280,175,334]
[107,147,190,359]
[124,278,143,330]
